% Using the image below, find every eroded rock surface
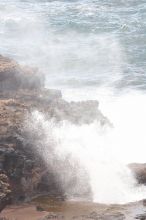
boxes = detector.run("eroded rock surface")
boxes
[0,174,11,212]
[1,54,146,213]
[0,55,110,210]
[129,163,146,185]
[0,55,43,93]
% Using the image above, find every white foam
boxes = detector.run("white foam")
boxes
[23,90,146,204]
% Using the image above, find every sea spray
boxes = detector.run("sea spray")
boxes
[22,91,146,204]
[2,0,146,205]
[22,111,92,200]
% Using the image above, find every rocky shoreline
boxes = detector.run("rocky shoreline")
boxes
[0,55,146,218]
[1,199,146,220]
[0,55,109,211]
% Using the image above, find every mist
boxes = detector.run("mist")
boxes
[1,0,146,205]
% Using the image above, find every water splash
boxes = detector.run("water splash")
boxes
[22,91,146,204]
[1,0,146,204]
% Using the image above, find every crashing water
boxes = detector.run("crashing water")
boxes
[1,0,146,204]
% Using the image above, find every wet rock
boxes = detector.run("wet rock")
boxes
[102,212,125,220]
[0,54,111,209]
[129,163,146,184]
[71,211,125,220]
[41,213,64,220]
[36,205,45,212]
[135,213,146,220]
[0,173,11,212]
[143,199,146,206]
[50,100,110,125]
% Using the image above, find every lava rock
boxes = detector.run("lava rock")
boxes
[129,163,146,184]
[0,54,111,210]
[0,173,11,212]
[135,214,146,220]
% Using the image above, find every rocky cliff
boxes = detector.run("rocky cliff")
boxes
[0,55,110,211]
[0,54,146,214]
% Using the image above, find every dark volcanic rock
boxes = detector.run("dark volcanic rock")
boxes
[129,163,146,184]
[0,173,11,212]
[135,213,146,220]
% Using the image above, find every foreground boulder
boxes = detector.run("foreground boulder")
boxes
[129,163,146,185]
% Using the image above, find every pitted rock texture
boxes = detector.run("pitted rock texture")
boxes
[0,55,110,210]
[0,174,11,212]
